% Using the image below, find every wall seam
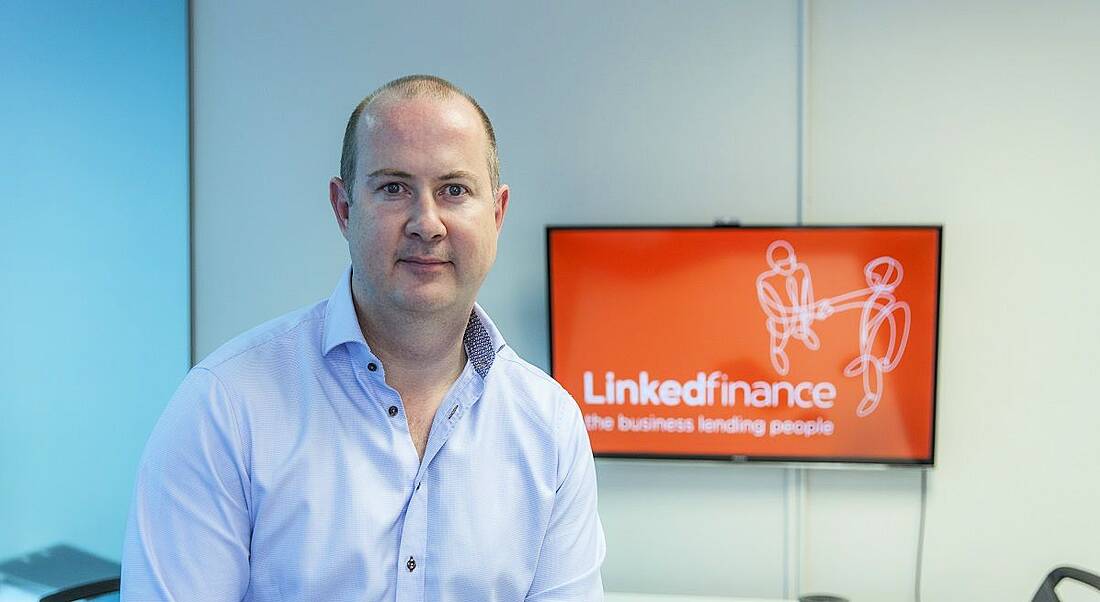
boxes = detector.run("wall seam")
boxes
[797,0,809,227]
[186,0,196,367]
[785,0,811,598]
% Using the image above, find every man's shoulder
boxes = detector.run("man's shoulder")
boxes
[492,346,566,394]
[196,299,328,374]
[489,347,581,432]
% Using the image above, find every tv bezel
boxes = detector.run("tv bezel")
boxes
[545,224,943,467]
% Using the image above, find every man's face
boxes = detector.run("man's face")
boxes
[332,95,508,316]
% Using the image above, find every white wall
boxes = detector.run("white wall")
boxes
[193,1,1100,600]
[806,1,1100,600]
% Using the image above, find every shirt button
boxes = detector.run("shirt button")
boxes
[367,362,378,372]
[388,406,399,417]
[416,481,422,492]
[407,556,416,572]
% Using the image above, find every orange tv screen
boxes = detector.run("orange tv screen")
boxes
[548,226,941,464]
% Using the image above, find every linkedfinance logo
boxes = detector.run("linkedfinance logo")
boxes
[580,240,911,419]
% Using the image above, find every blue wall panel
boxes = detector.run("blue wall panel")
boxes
[0,2,190,561]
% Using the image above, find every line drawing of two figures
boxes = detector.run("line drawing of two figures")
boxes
[756,240,911,417]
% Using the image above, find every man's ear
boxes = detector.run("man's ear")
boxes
[330,177,352,240]
[494,184,510,231]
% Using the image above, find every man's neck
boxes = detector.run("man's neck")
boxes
[353,294,470,408]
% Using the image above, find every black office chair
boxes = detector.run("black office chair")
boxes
[0,544,120,602]
[39,578,120,602]
[1032,566,1100,602]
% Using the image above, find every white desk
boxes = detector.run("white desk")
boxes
[1,582,794,602]
[0,583,43,602]
[606,593,794,602]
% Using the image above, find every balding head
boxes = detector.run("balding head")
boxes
[340,75,500,201]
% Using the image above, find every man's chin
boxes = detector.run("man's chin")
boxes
[393,288,460,314]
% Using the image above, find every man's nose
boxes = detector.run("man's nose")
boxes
[405,189,446,241]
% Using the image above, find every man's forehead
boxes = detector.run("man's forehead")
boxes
[360,95,484,148]
[354,95,491,184]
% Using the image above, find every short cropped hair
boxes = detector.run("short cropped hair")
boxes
[340,75,500,201]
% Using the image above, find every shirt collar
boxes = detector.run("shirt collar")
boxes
[322,265,505,378]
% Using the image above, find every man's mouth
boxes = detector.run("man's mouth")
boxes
[400,256,450,265]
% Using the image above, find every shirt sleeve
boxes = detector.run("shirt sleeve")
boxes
[121,367,252,601]
[526,394,606,601]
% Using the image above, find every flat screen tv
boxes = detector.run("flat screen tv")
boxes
[547,225,941,465]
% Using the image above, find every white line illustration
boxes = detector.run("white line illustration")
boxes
[756,240,911,417]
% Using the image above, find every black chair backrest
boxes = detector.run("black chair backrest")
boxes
[1032,566,1100,602]
[39,577,120,602]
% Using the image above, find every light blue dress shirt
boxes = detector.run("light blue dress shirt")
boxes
[121,266,605,601]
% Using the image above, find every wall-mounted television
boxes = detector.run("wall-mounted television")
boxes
[547,225,941,465]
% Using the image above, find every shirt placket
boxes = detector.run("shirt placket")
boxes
[394,367,482,602]
[395,475,427,602]
[351,350,424,601]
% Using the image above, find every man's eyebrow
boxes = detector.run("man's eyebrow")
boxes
[366,169,413,179]
[438,170,479,182]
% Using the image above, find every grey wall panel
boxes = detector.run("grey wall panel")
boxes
[193,0,800,596]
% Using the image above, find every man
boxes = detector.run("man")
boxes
[121,75,606,601]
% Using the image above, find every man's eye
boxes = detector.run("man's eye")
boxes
[381,183,403,194]
[445,184,467,197]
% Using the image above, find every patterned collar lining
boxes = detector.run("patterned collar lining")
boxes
[462,311,496,378]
